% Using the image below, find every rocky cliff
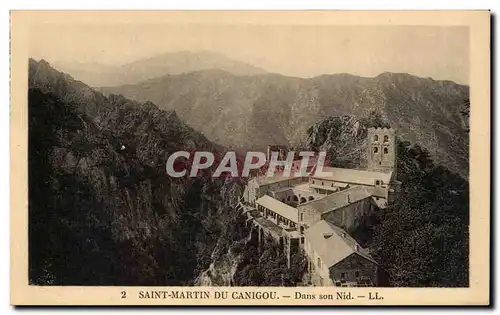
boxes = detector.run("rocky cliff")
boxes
[28,60,245,285]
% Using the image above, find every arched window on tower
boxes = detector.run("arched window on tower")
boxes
[384,135,389,142]
[317,257,322,269]
[384,147,388,154]
[374,135,379,141]
[374,147,379,153]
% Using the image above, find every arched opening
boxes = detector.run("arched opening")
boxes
[384,135,389,142]
[308,196,314,201]
[317,257,321,269]
[300,197,307,204]
[375,180,380,185]
[374,147,379,153]
[374,135,379,141]
[384,147,389,154]
[287,195,291,201]
[293,195,299,202]
[300,226,304,233]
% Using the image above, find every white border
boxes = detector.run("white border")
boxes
[3,1,498,314]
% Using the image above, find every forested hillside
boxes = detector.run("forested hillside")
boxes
[370,140,469,287]
[28,60,245,285]
[306,115,469,287]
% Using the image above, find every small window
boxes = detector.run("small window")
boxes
[301,237,304,244]
[355,271,360,277]
[384,147,389,154]
[384,135,389,142]
[300,213,304,221]
[374,147,379,153]
[321,182,324,186]
[317,258,321,269]
[340,272,346,279]
[375,180,380,185]
[312,180,315,184]
[331,183,334,187]
[374,135,379,141]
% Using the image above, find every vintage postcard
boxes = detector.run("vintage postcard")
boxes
[10,10,490,306]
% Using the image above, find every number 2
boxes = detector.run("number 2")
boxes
[121,291,127,299]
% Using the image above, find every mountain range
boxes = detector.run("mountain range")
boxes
[101,68,470,177]
[53,51,267,87]
[27,58,469,287]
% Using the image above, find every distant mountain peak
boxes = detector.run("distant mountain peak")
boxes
[52,51,268,87]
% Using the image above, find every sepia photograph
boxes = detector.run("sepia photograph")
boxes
[10,10,490,306]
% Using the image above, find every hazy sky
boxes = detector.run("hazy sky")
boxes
[29,24,469,84]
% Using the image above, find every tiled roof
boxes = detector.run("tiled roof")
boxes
[256,195,299,223]
[304,220,377,268]
[254,173,304,186]
[311,167,393,186]
[298,185,373,214]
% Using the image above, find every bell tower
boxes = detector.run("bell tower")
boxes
[367,127,396,175]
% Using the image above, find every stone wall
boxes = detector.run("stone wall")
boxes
[246,176,307,205]
[297,204,322,228]
[321,198,375,232]
[367,127,397,174]
[329,253,378,286]
[304,237,333,286]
